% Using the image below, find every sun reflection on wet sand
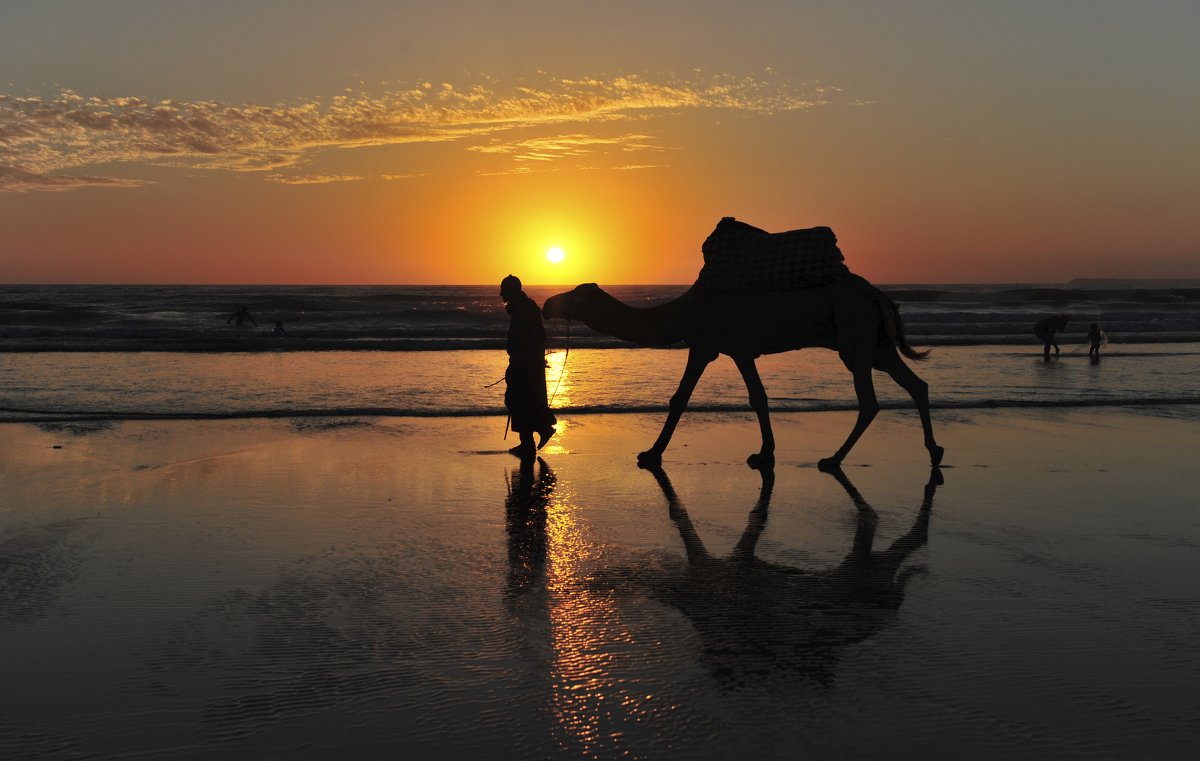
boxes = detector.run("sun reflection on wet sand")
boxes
[544,477,640,756]
[539,418,572,455]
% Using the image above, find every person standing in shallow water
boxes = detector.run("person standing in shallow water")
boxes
[1087,322,1106,359]
[501,275,557,457]
[1034,314,1070,361]
[226,306,257,327]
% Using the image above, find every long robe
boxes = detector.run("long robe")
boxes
[505,292,557,435]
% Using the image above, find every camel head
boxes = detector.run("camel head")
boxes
[541,283,605,322]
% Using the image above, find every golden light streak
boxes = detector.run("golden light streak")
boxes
[545,482,630,756]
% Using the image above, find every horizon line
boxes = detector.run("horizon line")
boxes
[4,278,1200,288]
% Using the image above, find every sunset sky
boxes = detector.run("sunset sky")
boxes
[2,1,1197,285]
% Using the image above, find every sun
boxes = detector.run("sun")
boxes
[546,246,566,264]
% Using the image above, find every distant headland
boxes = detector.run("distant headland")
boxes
[1066,278,1200,289]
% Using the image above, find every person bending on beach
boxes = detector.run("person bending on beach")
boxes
[1034,314,1069,360]
[501,274,557,457]
[1087,322,1105,358]
[226,306,257,327]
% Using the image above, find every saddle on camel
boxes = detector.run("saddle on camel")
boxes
[695,216,849,293]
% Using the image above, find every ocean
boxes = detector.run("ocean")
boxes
[2,283,1199,423]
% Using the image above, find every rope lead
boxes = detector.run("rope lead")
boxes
[548,319,571,407]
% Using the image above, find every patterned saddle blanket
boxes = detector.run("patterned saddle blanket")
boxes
[695,217,850,293]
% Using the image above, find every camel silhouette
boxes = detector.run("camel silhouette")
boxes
[542,277,943,469]
[589,465,942,688]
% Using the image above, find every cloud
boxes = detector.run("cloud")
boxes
[0,72,835,192]
[0,165,150,192]
[264,172,427,184]
[468,133,663,162]
[378,173,426,181]
[477,166,557,177]
[265,173,363,185]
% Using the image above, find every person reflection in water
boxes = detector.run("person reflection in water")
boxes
[598,465,943,688]
[505,456,554,604]
[501,274,557,457]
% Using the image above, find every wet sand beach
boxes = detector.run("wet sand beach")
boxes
[2,408,1198,760]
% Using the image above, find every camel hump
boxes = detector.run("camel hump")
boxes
[696,217,850,294]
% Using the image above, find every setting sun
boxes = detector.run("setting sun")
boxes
[546,246,566,264]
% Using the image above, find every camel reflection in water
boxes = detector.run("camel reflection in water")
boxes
[609,465,943,688]
[502,455,942,721]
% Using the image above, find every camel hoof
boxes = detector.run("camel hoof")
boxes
[637,450,663,469]
[817,457,842,472]
[929,445,945,467]
[746,452,775,471]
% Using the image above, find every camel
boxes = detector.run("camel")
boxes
[542,275,944,469]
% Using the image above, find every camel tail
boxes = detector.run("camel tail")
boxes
[878,290,930,361]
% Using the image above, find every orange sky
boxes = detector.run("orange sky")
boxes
[2,2,1198,285]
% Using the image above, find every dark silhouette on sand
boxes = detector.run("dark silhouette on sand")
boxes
[590,465,942,688]
[504,456,554,603]
[542,220,941,470]
[1034,314,1069,360]
[502,275,557,458]
[226,306,257,327]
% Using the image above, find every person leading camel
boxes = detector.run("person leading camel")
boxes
[501,274,557,457]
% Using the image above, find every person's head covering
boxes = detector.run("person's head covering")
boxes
[500,274,522,300]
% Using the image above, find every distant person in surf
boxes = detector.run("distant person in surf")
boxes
[1087,322,1106,359]
[226,306,257,327]
[500,274,556,457]
[1034,314,1069,360]
[273,320,286,337]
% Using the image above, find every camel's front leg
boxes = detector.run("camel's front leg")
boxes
[637,347,716,468]
[733,354,775,469]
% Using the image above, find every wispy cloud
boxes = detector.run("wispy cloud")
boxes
[468,133,664,162]
[265,173,363,185]
[0,165,151,192]
[0,72,836,192]
[378,172,427,181]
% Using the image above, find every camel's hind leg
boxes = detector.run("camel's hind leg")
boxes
[875,348,944,467]
[819,356,880,470]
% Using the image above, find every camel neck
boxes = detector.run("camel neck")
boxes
[584,288,690,347]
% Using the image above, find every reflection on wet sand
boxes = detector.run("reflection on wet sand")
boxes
[504,456,553,605]
[503,455,945,754]
[602,465,942,688]
[503,457,648,757]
